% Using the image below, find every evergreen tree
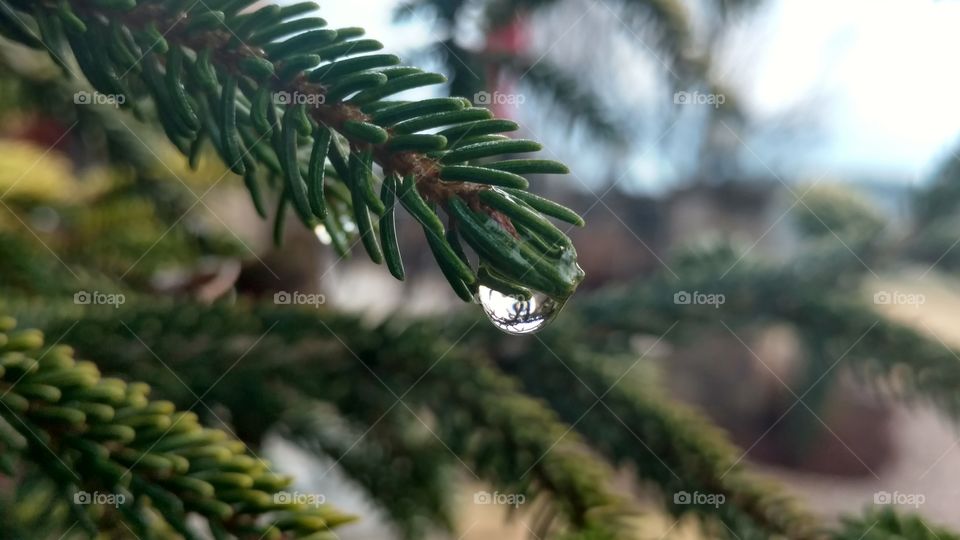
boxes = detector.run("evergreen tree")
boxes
[0,1,956,539]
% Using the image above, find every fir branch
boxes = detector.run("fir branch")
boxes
[0,314,353,539]
[488,338,823,539]
[7,0,586,304]
[572,243,960,421]
[19,289,960,538]
[387,323,633,538]
[34,300,640,539]
[282,401,457,539]
[573,242,879,345]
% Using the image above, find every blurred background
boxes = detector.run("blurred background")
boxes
[4,0,960,538]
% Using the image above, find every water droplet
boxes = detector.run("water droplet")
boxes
[477,285,565,335]
[313,224,332,245]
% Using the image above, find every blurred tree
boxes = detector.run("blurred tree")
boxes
[396,0,778,186]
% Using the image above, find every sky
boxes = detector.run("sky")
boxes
[730,0,960,183]
[314,0,960,188]
[317,0,435,51]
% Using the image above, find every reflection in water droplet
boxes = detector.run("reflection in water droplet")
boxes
[313,224,332,245]
[477,285,565,335]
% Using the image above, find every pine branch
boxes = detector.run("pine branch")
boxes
[815,301,960,419]
[34,300,640,538]
[482,336,823,539]
[0,314,353,539]
[574,242,878,345]
[20,291,960,539]
[389,326,632,538]
[282,401,457,539]
[5,0,585,305]
[280,316,636,537]
[570,242,960,421]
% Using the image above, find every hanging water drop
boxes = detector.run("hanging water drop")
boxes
[313,223,332,245]
[477,285,565,335]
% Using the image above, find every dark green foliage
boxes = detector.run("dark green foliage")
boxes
[484,337,822,539]
[0,2,959,540]
[4,0,587,306]
[29,300,638,539]
[380,174,406,280]
[282,403,454,538]
[22,288,954,539]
